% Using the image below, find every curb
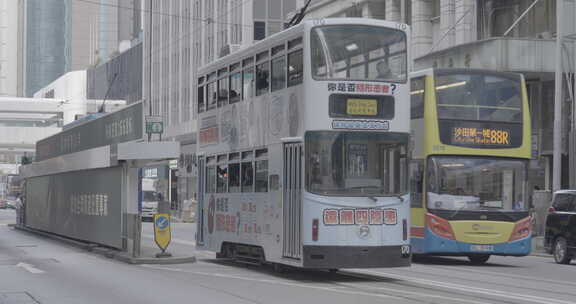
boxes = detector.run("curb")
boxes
[12,225,196,265]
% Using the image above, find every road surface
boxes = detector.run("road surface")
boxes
[0,211,573,304]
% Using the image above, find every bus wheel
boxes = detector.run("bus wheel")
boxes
[468,254,490,265]
[553,237,573,264]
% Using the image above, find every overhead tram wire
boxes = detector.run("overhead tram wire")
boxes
[72,0,256,29]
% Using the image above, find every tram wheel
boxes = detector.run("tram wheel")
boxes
[273,263,286,273]
[468,254,490,265]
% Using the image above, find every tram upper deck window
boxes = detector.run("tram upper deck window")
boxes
[435,72,522,122]
[311,25,407,83]
[305,131,408,196]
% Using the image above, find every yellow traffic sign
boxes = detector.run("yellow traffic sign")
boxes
[153,213,171,251]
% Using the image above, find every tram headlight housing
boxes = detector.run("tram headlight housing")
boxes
[312,219,319,241]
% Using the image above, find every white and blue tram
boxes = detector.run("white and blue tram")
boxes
[196,18,411,269]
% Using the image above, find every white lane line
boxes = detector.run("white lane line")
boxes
[338,283,495,304]
[358,270,574,304]
[16,262,45,274]
[418,264,576,287]
[141,265,403,300]
[142,234,197,246]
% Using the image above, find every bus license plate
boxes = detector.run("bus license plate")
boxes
[470,245,494,252]
[347,99,377,116]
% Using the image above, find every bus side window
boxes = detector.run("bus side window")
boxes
[255,160,268,192]
[256,61,270,96]
[197,85,205,113]
[288,49,303,87]
[411,77,425,119]
[241,162,254,192]
[409,160,424,208]
[271,55,286,92]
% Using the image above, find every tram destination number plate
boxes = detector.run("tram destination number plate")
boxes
[347,98,377,116]
[470,245,494,252]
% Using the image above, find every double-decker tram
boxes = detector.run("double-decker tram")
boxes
[409,68,532,264]
[196,18,412,270]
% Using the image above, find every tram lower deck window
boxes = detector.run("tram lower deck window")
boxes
[255,160,268,192]
[241,162,254,192]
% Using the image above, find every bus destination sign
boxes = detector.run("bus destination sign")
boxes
[453,127,510,146]
[347,98,377,116]
[438,120,522,149]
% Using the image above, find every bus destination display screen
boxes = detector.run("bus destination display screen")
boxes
[329,94,394,119]
[453,127,510,146]
[438,120,522,149]
[346,99,378,116]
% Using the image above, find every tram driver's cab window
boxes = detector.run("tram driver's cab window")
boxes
[306,131,408,196]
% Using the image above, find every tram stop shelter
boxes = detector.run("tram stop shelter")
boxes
[19,102,192,263]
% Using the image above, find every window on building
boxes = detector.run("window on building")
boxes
[267,21,283,36]
[254,21,266,40]
[288,50,303,87]
[271,56,286,91]
[268,0,282,19]
[256,62,270,96]
[253,0,266,19]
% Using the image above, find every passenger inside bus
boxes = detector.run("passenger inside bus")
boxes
[376,60,393,80]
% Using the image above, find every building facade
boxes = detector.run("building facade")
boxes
[0,0,21,96]
[142,0,297,214]
[20,0,132,97]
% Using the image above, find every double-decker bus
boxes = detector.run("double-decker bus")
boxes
[409,68,532,264]
[195,18,412,270]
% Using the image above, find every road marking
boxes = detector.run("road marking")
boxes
[358,270,575,304]
[337,282,495,304]
[16,262,44,274]
[141,265,403,300]
[419,264,576,287]
[142,233,196,246]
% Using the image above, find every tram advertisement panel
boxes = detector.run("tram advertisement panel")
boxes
[438,120,523,149]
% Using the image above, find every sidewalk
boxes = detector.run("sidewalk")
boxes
[13,224,196,265]
[531,236,552,257]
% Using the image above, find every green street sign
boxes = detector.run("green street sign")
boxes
[145,116,163,134]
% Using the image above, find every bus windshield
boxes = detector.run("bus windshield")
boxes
[306,131,408,196]
[435,73,522,122]
[311,25,407,83]
[427,156,527,211]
